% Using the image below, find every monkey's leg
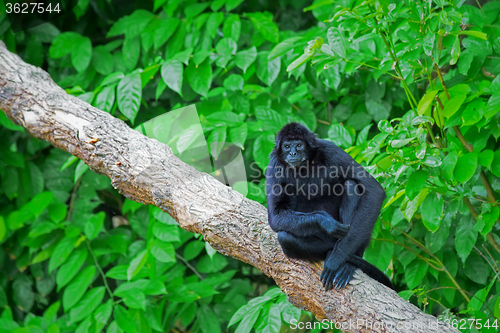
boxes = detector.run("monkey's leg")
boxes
[277,231,336,261]
[322,180,362,290]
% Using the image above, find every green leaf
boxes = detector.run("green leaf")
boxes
[269,37,303,60]
[94,300,113,327]
[69,287,105,324]
[256,52,281,86]
[390,138,413,148]
[453,152,478,183]
[49,32,81,58]
[117,73,142,124]
[161,60,183,96]
[286,53,312,72]
[7,206,33,230]
[197,304,221,333]
[44,300,61,323]
[153,223,180,242]
[328,123,352,148]
[225,0,244,11]
[1,167,18,200]
[56,248,88,291]
[450,37,460,65]
[186,59,212,97]
[455,216,477,263]
[229,123,248,149]
[48,237,78,273]
[403,188,429,221]
[63,266,96,311]
[101,72,125,87]
[478,149,494,168]
[485,93,500,119]
[25,34,44,67]
[235,47,257,73]
[235,306,261,333]
[184,3,209,18]
[442,94,466,118]
[183,240,205,261]
[468,278,495,312]
[154,18,180,50]
[266,304,281,333]
[461,99,484,126]
[28,191,53,216]
[223,74,244,91]
[460,30,487,40]
[74,160,89,183]
[405,170,429,200]
[114,305,135,333]
[0,217,5,242]
[364,232,393,272]
[222,14,241,42]
[28,221,58,238]
[72,37,92,73]
[423,32,435,56]
[107,9,154,38]
[208,126,227,159]
[440,150,458,180]
[491,75,500,94]
[127,250,148,281]
[417,90,438,115]
[254,107,286,132]
[120,289,146,310]
[122,36,140,70]
[355,125,371,145]
[172,48,193,66]
[253,133,275,171]
[327,27,346,58]
[491,150,500,177]
[12,274,35,313]
[405,259,428,289]
[95,84,116,113]
[478,206,500,235]
[150,240,175,263]
[84,211,105,240]
[206,12,223,38]
[0,111,24,131]
[421,192,443,232]
[215,38,238,68]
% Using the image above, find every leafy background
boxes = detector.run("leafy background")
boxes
[1,0,500,332]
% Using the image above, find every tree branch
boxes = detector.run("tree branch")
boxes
[0,41,457,333]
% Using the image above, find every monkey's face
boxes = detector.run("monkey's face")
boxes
[281,140,308,167]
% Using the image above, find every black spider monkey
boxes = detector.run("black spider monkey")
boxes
[266,123,394,290]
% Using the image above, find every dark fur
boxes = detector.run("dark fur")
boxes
[266,123,393,290]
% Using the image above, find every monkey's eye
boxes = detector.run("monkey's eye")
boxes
[297,144,301,148]
[284,145,289,149]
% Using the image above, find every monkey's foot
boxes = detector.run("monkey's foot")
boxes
[321,262,356,291]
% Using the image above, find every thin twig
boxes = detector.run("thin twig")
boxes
[175,252,204,280]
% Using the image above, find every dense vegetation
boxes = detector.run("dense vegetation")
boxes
[1,0,500,332]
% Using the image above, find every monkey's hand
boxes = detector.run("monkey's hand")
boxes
[320,248,353,290]
[316,212,349,238]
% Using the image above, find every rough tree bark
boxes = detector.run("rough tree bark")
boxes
[0,41,458,333]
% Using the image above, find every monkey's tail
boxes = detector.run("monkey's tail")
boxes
[348,256,395,290]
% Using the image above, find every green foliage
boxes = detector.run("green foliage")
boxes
[1,0,500,332]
